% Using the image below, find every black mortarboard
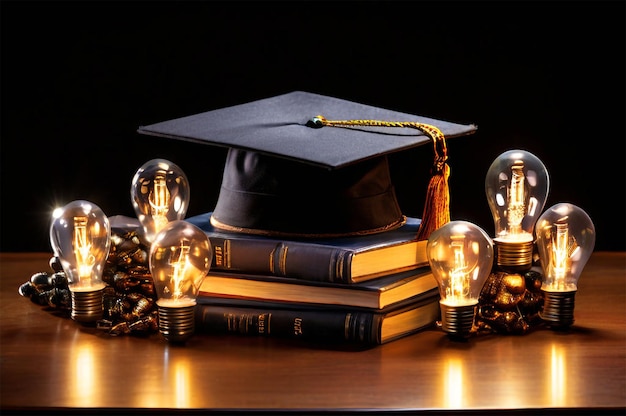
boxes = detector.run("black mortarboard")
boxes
[137,91,477,238]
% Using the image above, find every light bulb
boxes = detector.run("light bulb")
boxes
[49,200,111,324]
[131,158,190,244]
[427,221,494,340]
[535,203,595,329]
[485,149,550,271]
[149,220,212,343]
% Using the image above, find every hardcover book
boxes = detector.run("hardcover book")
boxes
[198,266,438,310]
[195,293,441,346]
[186,212,428,284]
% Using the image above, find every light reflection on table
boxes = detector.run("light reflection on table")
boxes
[0,252,624,414]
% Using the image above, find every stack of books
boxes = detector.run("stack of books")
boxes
[187,212,440,347]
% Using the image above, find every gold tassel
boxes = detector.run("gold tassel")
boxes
[310,116,450,240]
[414,122,449,240]
[416,161,450,240]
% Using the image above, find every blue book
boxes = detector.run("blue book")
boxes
[195,291,440,346]
[186,212,427,284]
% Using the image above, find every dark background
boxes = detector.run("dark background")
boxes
[1,1,624,253]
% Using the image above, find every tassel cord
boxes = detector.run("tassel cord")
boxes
[313,115,447,172]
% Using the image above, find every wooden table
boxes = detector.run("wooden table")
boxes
[1,252,625,415]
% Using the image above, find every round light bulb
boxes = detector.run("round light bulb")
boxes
[427,220,494,340]
[149,220,212,343]
[485,149,550,271]
[131,158,190,244]
[49,200,111,324]
[535,203,595,329]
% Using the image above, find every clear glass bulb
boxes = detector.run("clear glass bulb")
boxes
[149,220,212,343]
[427,220,494,339]
[485,149,550,271]
[535,203,595,329]
[131,158,190,244]
[49,200,111,323]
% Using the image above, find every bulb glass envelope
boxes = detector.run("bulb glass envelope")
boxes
[149,220,213,307]
[49,200,111,292]
[131,158,190,244]
[137,91,478,237]
[485,149,550,243]
[535,203,596,292]
[427,221,494,306]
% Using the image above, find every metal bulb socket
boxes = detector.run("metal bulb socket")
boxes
[70,289,104,324]
[540,290,576,330]
[494,240,534,273]
[439,303,476,341]
[157,305,196,343]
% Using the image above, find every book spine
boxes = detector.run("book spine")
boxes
[210,236,352,284]
[195,305,381,345]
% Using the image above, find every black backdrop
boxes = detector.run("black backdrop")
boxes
[1,1,624,252]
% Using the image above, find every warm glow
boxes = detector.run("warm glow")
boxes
[131,158,190,244]
[174,358,192,408]
[169,241,191,300]
[49,200,110,292]
[550,343,567,406]
[154,240,198,307]
[72,343,98,407]
[494,232,534,244]
[544,220,577,292]
[73,216,94,280]
[443,358,465,408]
[506,160,526,236]
[446,236,471,305]
[149,171,171,236]
[131,349,193,408]
[552,221,570,288]
[536,203,595,294]
[486,150,550,241]
[427,221,493,308]
[150,220,212,308]
[156,298,197,307]
[134,349,195,408]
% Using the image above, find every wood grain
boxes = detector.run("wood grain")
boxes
[1,252,624,414]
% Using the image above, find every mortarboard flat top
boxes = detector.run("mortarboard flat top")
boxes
[137,91,477,170]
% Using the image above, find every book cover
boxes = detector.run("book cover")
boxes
[186,212,427,284]
[195,292,441,346]
[198,266,438,310]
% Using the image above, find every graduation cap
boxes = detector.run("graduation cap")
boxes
[137,91,477,239]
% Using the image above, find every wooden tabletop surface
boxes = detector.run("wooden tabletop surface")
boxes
[1,251,625,415]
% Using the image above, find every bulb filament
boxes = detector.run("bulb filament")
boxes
[447,236,471,303]
[73,216,95,280]
[149,171,171,235]
[547,219,578,291]
[506,160,526,236]
[168,241,191,300]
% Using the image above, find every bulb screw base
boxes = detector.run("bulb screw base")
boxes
[540,290,576,329]
[494,240,534,272]
[158,305,196,343]
[440,303,476,340]
[70,289,104,324]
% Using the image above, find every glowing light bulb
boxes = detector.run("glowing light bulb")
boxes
[49,200,111,323]
[149,220,212,343]
[485,149,550,271]
[131,158,190,244]
[535,203,595,329]
[427,221,494,340]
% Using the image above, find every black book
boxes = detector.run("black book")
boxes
[186,212,428,284]
[195,292,441,346]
